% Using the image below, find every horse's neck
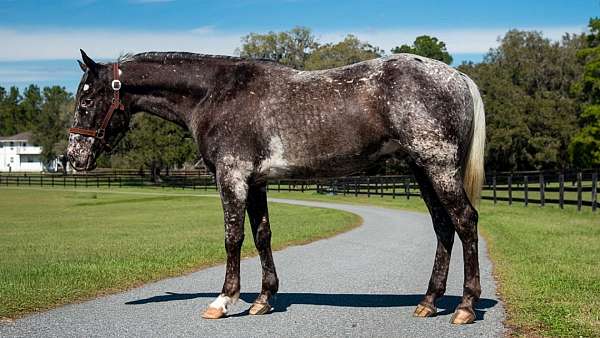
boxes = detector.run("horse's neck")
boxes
[122,60,218,130]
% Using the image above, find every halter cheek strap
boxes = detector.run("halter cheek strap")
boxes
[69,63,124,149]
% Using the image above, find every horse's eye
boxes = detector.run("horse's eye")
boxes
[81,98,94,107]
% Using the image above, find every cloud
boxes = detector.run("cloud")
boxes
[0,28,242,61]
[0,25,587,61]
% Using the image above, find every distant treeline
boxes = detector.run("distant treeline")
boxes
[1,19,599,174]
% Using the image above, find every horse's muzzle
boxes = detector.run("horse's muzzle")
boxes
[67,133,98,171]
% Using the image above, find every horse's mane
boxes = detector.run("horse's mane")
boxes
[118,52,279,66]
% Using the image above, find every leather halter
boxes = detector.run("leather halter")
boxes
[69,63,124,150]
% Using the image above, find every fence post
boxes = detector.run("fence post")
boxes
[539,174,545,207]
[63,176,66,187]
[492,175,497,205]
[108,177,111,189]
[278,179,281,192]
[52,175,54,187]
[405,177,410,200]
[16,176,19,186]
[380,179,384,198]
[367,177,371,197]
[559,173,564,209]
[355,179,359,197]
[508,175,512,205]
[524,175,528,207]
[85,176,88,188]
[392,180,396,199]
[119,176,122,188]
[577,172,582,211]
[592,172,597,212]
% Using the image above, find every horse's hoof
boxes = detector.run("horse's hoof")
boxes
[201,307,225,319]
[249,302,271,315]
[413,303,436,317]
[450,308,475,324]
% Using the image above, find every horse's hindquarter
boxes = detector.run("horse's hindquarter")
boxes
[381,55,475,167]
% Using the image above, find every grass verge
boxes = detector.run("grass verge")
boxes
[0,187,360,319]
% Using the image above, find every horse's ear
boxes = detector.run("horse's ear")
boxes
[77,60,87,72]
[80,49,98,74]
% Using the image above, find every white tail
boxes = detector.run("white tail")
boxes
[462,74,486,209]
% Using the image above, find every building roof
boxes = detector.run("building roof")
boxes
[0,131,33,142]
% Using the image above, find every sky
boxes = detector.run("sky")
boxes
[0,0,597,93]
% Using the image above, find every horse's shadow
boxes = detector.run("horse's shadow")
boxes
[126,292,498,320]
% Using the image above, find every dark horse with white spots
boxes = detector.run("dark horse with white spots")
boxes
[67,50,485,325]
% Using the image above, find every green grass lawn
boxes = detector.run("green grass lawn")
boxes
[268,190,600,337]
[0,187,360,319]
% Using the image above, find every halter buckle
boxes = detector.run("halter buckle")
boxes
[96,128,106,139]
[111,80,121,91]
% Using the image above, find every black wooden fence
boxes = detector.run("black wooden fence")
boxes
[0,169,597,211]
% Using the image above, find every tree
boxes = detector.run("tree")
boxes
[569,18,600,168]
[20,85,43,132]
[109,114,196,182]
[238,26,318,69]
[391,35,453,65]
[304,35,383,70]
[31,86,73,166]
[459,30,585,171]
[0,87,23,136]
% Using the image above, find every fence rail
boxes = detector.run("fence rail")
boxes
[1,170,597,211]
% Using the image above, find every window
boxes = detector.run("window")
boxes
[20,155,40,163]
[10,157,14,163]
[9,141,14,150]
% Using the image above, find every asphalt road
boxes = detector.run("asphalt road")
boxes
[1,197,505,337]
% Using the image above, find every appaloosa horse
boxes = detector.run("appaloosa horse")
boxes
[67,50,485,325]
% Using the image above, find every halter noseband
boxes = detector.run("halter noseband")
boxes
[69,63,124,150]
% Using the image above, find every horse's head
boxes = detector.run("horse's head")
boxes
[67,50,131,171]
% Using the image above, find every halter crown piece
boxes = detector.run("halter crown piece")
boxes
[69,63,124,149]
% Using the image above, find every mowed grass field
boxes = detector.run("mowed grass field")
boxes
[269,191,600,337]
[0,187,360,319]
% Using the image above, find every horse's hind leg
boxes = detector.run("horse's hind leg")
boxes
[411,165,455,318]
[414,163,481,324]
[246,182,279,315]
[202,162,250,319]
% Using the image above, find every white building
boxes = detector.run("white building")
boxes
[0,132,59,172]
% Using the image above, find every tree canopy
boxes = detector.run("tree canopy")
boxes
[304,35,382,70]
[391,35,453,64]
[459,30,585,171]
[238,26,319,70]
[568,18,600,168]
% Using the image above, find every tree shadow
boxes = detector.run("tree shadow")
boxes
[126,292,498,320]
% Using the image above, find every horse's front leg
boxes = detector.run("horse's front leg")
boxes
[201,164,250,319]
[246,182,278,315]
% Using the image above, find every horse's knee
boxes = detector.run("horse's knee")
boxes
[255,222,272,250]
[225,230,244,251]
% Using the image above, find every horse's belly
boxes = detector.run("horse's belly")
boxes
[259,139,402,179]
